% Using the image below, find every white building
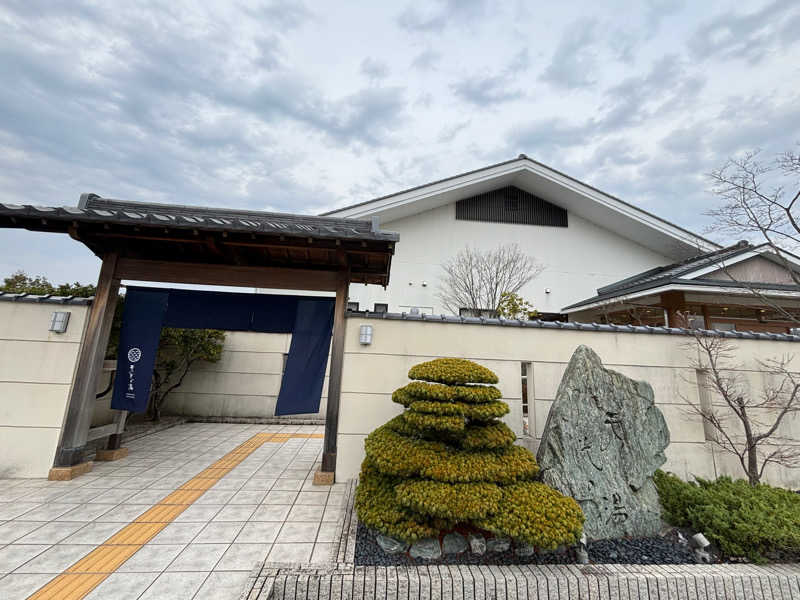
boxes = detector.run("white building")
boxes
[324,155,717,318]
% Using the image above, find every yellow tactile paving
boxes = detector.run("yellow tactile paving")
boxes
[134,503,188,523]
[27,431,321,600]
[157,489,205,505]
[68,544,141,573]
[28,573,107,600]
[178,477,218,491]
[104,521,168,545]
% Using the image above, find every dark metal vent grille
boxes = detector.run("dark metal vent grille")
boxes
[455,186,568,227]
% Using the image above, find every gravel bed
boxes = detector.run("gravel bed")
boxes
[355,522,697,566]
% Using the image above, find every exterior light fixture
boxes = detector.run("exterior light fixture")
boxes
[359,324,373,345]
[421,281,427,287]
[49,311,71,333]
[545,288,551,294]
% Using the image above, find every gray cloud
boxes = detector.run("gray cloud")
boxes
[397,0,489,33]
[689,1,800,63]
[361,57,390,82]
[539,18,599,89]
[450,48,529,106]
[410,48,442,70]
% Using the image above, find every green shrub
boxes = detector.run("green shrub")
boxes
[395,480,502,520]
[402,411,465,432]
[475,482,584,549]
[356,356,584,548]
[654,470,800,562]
[403,381,503,403]
[408,358,499,384]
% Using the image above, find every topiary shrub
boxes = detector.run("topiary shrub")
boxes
[655,470,800,563]
[355,357,584,548]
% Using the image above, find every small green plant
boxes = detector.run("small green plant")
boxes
[355,357,584,547]
[654,470,800,562]
[496,291,538,320]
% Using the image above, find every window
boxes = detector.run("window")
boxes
[346,302,359,312]
[373,303,388,313]
[521,362,531,436]
[711,322,736,331]
[687,315,705,329]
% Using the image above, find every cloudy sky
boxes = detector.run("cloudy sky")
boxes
[1,0,799,285]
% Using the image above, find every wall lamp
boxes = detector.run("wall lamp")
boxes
[359,324,373,345]
[49,311,71,333]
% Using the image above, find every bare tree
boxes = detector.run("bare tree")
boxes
[682,333,800,485]
[438,244,544,316]
[706,148,800,324]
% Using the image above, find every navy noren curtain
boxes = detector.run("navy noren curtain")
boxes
[111,287,334,416]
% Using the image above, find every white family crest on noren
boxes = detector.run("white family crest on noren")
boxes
[127,347,142,363]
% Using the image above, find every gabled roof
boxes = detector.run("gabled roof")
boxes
[323,155,718,260]
[562,241,800,312]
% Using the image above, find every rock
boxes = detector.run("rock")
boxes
[515,543,536,557]
[487,537,511,553]
[694,549,712,564]
[677,531,688,546]
[442,532,468,555]
[468,533,486,555]
[691,533,710,549]
[409,537,442,560]
[576,547,590,564]
[537,345,670,540]
[375,533,408,554]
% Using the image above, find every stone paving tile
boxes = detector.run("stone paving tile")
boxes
[0,572,55,599]
[236,521,282,544]
[213,504,257,522]
[84,571,160,599]
[195,571,251,600]
[268,542,314,563]
[0,544,51,573]
[15,543,95,573]
[15,521,86,544]
[138,570,209,599]
[216,543,272,571]
[0,521,46,544]
[250,504,292,522]
[54,503,117,522]
[194,521,246,544]
[166,543,228,571]
[118,543,185,572]
[276,521,319,543]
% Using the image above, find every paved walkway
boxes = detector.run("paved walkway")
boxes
[0,423,346,600]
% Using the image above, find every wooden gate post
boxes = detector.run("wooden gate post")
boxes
[50,253,120,478]
[315,269,349,485]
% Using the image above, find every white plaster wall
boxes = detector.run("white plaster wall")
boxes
[346,203,673,315]
[336,316,800,489]
[0,301,89,477]
[160,331,330,420]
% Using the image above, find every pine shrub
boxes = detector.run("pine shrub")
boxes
[654,470,800,562]
[355,357,584,548]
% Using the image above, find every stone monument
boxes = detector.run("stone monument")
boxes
[537,345,670,540]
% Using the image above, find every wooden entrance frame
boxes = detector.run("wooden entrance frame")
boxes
[0,195,397,481]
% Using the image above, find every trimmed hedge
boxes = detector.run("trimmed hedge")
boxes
[655,470,800,563]
[408,358,499,385]
[355,356,584,548]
